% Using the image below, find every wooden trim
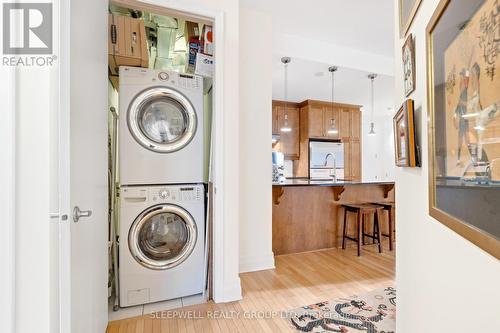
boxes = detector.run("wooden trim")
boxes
[426,0,500,260]
[272,100,301,108]
[298,99,362,109]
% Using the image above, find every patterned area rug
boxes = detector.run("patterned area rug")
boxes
[287,287,396,333]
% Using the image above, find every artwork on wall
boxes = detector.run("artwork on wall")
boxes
[399,0,423,37]
[403,34,416,96]
[427,0,500,259]
[393,99,419,167]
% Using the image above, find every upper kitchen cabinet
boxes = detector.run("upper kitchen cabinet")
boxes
[339,109,352,138]
[292,100,362,178]
[351,109,361,139]
[272,104,279,135]
[300,100,357,140]
[307,104,324,138]
[323,107,340,139]
[272,101,300,160]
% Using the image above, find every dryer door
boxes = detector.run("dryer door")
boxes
[128,87,197,153]
[129,204,198,270]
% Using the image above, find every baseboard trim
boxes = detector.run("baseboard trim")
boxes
[239,253,275,273]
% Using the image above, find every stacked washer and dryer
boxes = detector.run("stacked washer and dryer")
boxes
[118,66,206,307]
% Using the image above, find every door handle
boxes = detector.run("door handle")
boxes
[73,206,92,223]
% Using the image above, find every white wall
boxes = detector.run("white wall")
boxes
[394,1,500,332]
[273,32,394,76]
[362,113,395,182]
[239,8,275,273]
[0,67,15,333]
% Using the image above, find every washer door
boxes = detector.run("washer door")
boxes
[128,204,198,270]
[128,87,197,153]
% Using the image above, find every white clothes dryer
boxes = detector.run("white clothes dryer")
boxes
[119,66,204,185]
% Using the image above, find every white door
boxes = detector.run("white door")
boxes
[57,0,108,332]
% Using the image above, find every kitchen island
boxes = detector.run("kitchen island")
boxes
[272,179,395,255]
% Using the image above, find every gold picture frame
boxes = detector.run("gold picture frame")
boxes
[426,0,500,259]
[393,99,418,167]
[399,0,423,37]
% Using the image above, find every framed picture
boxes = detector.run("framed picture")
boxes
[393,99,418,167]
[427,0,500,259]
[399,0,423,37]
[403,34,416,96]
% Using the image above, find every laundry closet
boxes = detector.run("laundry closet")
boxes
[106,1,215,314]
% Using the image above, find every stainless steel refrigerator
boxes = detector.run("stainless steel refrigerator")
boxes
[309,140,344,180]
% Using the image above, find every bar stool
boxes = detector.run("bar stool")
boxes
[373,202,395,251]
[341,204,383,256]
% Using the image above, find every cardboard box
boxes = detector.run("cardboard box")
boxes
[108,14,148,75]
[186,38,202,74]
[185,21,200,43]
[195,53,214,78]
[201,25,213,55]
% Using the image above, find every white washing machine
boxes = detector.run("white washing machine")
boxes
[119,184,205,307]
[119,66,204,185]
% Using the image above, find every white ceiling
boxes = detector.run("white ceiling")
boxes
[272,56,395,116]
[240,0,395,57]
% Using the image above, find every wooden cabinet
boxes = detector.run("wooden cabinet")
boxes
[339,109,352,138]
[351,140,361,181]
[343,140,352,180]
[323,107,340,139]
[291,100,362,179]
[272,105,279,135]
[307,105,341,139]
[308,105,324,138]
[351,109,361,139]
[272,101,300,160]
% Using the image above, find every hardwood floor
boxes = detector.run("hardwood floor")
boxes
[107,243,395,333]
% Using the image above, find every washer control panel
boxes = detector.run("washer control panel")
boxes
[152,185,204,202]
[158,189,170,199]
[120,67,202,92]
[157,72,169,81]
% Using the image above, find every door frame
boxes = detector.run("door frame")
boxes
[55,1,239,330]
[107,0,240,303]
[1,64,16,333]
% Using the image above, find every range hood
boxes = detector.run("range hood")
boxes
[272,134,281,144]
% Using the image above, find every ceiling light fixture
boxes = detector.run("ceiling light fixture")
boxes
[368,74,377,136]
[327,66,339,135]
[280,57,292,133]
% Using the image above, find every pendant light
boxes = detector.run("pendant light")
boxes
[368,74,377,136]
[327,66,339,135]
[280,56,292,132]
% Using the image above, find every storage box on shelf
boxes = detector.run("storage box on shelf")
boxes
[108,14,149,76]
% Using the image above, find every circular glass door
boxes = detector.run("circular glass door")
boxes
[128,204,198,270]
[128,87,197,153]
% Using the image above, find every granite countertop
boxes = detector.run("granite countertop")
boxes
[272,178,395,187]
